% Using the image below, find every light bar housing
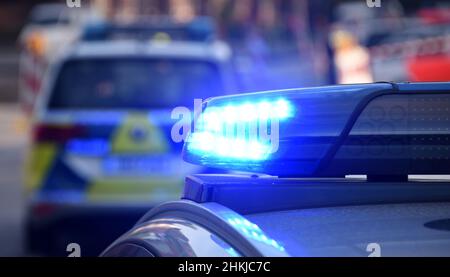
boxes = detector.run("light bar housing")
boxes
[183,82,450,177]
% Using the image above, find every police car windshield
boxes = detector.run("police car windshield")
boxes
[29,4,70,26]
[48,58,224,110]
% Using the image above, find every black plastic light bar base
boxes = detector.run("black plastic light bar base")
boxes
[183,174,450,214]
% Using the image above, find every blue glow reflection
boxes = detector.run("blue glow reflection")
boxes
[224,247,241,257]
[224,214,285,252]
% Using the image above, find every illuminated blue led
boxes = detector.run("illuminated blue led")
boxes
[187,98,293,161]
[257,101,271,120]
[273,99,290,118]
[223,105,238,123]
[241,103,257,121]
[188,134,272,160]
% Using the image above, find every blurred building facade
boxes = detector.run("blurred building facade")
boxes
[0,0,443,44]
[1,0,449,102]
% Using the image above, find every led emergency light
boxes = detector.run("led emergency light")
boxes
[187,99,293,161]
[183,82,450,177]
[81,17,217,42]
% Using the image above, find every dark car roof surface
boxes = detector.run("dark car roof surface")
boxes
[246,202,450,257]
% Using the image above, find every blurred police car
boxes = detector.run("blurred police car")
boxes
[25,25,236,256]
[103,82,450,257]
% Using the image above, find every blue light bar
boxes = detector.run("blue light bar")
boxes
[186,98,293,161]
[183,83,450,176]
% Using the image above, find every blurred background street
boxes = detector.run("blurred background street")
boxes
[0,0,450,256]
[0,105,26,256]
[0,15,24,254]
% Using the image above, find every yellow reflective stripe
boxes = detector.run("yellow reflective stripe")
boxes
[87,177,183,201]
[111,113,168,154]
[24,143,57,193]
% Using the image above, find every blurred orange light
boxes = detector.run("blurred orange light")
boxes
[26,32,46,58]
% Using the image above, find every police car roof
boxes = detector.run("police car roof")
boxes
[67,40,231,61]
[396,81,450,92]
